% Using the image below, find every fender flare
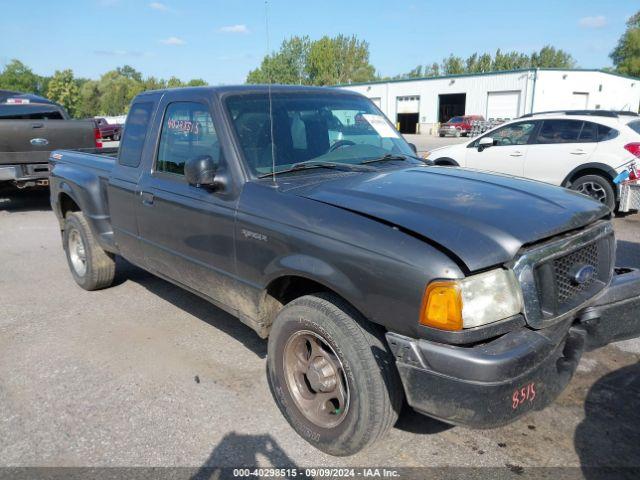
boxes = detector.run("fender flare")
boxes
[258,254,366,322]
[561,162,619,199]
[561,162,618,187]
[432,157,460,167]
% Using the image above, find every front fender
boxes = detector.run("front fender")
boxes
[264,253,364,306]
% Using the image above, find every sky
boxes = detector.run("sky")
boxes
[0,0,637,84]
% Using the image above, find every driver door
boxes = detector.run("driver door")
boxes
[136,98,239,310]
[465,121,538,178]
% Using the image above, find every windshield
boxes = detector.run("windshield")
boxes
[448,116,463,123]
[225,92,415,177]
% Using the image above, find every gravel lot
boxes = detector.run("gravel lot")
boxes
[0,182,639,474]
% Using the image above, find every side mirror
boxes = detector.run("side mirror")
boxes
[185,155,221,189]
[408,143,418,154]
[478,137,494,151]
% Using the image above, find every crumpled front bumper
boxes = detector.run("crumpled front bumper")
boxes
[386,268,640,428]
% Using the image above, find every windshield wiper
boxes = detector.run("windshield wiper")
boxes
[360,154,409,165]
[257,160,374,178]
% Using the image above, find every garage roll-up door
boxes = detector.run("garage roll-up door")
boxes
[486,91,521,120]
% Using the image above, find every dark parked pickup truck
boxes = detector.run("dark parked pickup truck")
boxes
[49,86,640,456]
[1,98,101,188]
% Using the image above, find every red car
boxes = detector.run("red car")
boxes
[95,118,122,141]
[439,115,484,137]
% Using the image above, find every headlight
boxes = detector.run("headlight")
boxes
[419,269,523,331]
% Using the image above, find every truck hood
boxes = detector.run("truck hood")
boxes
[285,166,610,271]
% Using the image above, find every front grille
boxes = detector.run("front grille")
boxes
[553,242,599,305]
[511,221,615,328]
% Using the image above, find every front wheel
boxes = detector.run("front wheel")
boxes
[63,212,116,290]
[267,294,403,456]
[571,175,616,211]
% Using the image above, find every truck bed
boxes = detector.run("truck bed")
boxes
[51,147,118,173]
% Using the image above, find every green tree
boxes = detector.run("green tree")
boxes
[97,69,144,115]
[611,11,640,77]
[0,59,44,94]
[116,65,143,82]
[167,76,185,88]
[306,35,376,85]
[77,80,101,118]
[530,46,575,68]
[441,54,465,75]
[47,69,80,117]
[476,53,493,72]
[187,78,207,86]
[247,35,375,85]
[247,36,311,84]
[142,76,167,91]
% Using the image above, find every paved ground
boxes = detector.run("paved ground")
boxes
[403,133,467,154]
[0,185,639,474]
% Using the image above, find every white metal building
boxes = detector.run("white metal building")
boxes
[338,69,640,134]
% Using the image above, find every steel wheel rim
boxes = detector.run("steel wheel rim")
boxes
[68,229,87,277]
[576,181,607,203]
[283,330,350,428]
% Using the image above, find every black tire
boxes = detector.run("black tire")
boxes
[439,133,445,137]
[267,293,403,456]
[570,174,616,211]
[63,211,116,290]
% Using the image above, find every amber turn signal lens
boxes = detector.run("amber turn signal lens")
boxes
[420,281,463,331]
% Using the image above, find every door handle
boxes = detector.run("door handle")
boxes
[31,123,44,129]
[509,151,524,157]
[570,149,586,155]
[141,192,154,206]
[30,138,49,146]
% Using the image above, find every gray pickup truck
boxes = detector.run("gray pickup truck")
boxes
[0,98,100,188]
[49,86,640,456]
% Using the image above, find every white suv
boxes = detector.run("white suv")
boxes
[428,111,640,212]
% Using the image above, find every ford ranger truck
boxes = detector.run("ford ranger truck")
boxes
[49,86,640,456]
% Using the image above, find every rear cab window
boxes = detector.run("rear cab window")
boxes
[118,102,154,168]
[156,102,219,177]
[0,104,64,119]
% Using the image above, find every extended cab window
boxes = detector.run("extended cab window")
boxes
[119,102,154,167]
[156,102,219,176]
[536,120,582,144]
[629,120,640,135]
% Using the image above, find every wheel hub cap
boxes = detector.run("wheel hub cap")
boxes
[283,330,350,428]
[306,356,337,392]
[68,229,87,277]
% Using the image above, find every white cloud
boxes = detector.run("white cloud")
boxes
[149,2,169,11]
[579,15,607,28]
[160,36,186,46]
[219,24,250,34]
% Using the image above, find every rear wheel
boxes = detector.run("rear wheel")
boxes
[571,174,615,211]
[267,294,403,456]
[63,211,116,290]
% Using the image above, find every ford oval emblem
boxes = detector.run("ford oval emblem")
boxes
[572,264,596,285]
